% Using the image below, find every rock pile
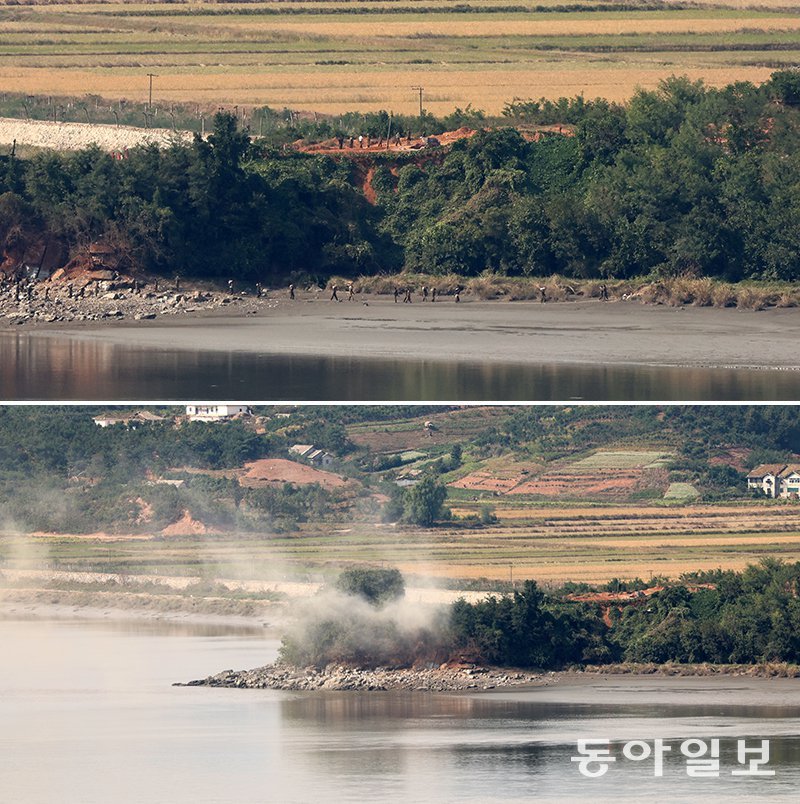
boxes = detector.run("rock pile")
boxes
[182,663,555,692]
[0,281,269,326]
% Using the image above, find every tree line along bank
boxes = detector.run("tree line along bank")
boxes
[5,72,800,286]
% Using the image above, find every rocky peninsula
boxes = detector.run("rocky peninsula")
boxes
[181,662,555,692]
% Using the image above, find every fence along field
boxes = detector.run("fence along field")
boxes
[0,1,796,114]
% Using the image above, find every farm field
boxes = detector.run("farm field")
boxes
[346,406,510,452]
[0,1,797,114]
[6,501,800,587]
[450,449,674,501]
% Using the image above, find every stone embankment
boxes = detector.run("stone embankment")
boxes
[182,663,555,692]
[0,117,191,152]
[0,281,266,325]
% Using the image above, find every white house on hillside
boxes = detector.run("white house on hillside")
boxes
[747,463,800,498]
[186,404,250,422]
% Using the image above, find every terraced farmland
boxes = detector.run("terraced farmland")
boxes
[0,0,797,113]
[451,449,673,500]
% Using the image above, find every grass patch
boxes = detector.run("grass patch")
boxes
[664,482,701,500]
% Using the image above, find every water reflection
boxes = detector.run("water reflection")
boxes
[3,617,800,803]
[2,331,799,400]
[277,690,800,800]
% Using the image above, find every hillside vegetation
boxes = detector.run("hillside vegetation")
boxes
[6,73,800,283]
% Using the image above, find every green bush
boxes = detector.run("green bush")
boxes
[335,566,405,608]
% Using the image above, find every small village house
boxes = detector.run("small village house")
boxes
[185,405,250,422]
[746,464,800,498]
[289,444,334,468]
[93,411,165,427]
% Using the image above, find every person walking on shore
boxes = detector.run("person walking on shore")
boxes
[455,287,461,303]
[422,285,429,301]
[394,287,399,303]
[227,279,234,295]
[539,285,547,303]
[347,282,355,302]
[289,283,296,300]
[431,287,437,302]
[403,288,412,303]
[331,284,340,302]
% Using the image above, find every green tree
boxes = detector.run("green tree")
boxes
[335,567,406,608]
[403,475,447,526]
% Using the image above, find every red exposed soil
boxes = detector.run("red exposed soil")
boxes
[362,165,377,205]
[569,586,665,605]
[452,464,669,501]
[239,458,346,490]
[709,448,752,472]
[450,472,523,493]
[510,472,641,496]
[569,583,715,626]
[161,510,216,536]
[296,126,478,155]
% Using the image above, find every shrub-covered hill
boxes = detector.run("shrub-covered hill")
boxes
[6,72,800,283]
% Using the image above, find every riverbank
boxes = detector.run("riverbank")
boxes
[183,661,555,691]
[0,586,278,623]
[0,599,270,632]
[21,295,800,372]
[182,658,800,693]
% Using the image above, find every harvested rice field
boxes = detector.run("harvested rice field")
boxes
[12,501,800,587]
[0,1,797,113]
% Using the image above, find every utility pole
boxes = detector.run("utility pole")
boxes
[411,86,424,117]
[147,73,157,110]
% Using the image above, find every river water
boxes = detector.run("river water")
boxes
[1,617,799,803]
[2,331,799,400]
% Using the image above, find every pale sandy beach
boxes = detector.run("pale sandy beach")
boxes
[31,298,800,371]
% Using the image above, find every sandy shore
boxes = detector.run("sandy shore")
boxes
[27,296,800,371]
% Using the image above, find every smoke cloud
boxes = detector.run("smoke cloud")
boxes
[278,585,451,668]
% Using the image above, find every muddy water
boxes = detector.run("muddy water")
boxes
[2,330,799,400]
[1,618,799,803]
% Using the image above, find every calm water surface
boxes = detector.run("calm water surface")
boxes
[1,618,799,803]
[1,331,799,400]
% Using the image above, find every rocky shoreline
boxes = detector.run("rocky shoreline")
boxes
[0,279,270,326]
[180,662,556,692]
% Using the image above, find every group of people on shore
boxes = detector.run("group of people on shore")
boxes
[326,283,459,303]
[320,282,611,304]
[3,272,615,311]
